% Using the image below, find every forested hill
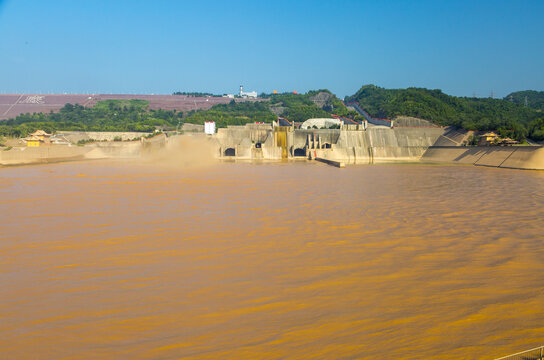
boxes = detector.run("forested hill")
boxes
[0,91,360,137]
[346,85,544,141]
[0,100,181,137]
[184,90,362,126]
[504,90,544,111]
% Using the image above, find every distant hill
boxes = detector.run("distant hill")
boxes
[184,90,362,127]
[0,99,181,137]
[184,101,277,128]
[345,85,544,141]
[3,87,544,141]
[265,90,359,122]
[504,90,544,111]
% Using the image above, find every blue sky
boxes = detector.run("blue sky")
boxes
[0,0,542,98]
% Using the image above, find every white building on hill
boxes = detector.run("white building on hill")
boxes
[239,85,257,98]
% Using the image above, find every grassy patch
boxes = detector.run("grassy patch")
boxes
[94,99,149,111]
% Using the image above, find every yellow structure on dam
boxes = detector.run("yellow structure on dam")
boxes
[24,130,51,147]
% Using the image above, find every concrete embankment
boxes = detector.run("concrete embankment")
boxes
[315,157,345,168]
[0,134,167,166]
[0,146,91,165]
[422,146,544,170]
[59,131,153,142]
[303,127,445,164]
[84,141,143,159]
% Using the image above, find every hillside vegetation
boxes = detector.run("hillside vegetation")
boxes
[346,85,544,141]
[0,100,181,137]
[0,91,361,137]
[184,101,276,127]
[184,90,361,125]
[264,90,360,122]
[2,87,543,141]
[505,90,544,111]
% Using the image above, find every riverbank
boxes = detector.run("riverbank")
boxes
[421,146,544,170]
[0,133,166,166]
[2,133,543,170]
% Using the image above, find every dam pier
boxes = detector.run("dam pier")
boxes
[213,119,445,165]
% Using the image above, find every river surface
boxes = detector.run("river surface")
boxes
[1,161,543,359]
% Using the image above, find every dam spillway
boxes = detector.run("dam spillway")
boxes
[213,122,446,164]
[210,123,544,170]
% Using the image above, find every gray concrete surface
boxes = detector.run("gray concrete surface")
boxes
[421,146,544,170]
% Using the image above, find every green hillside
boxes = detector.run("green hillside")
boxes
[346,85,544,141]
[184,101,277,127]
[0,100,181,137]
[185,90,361,126]
[265,90,359,122]
[2,87,543,141]
[504,90,544,111]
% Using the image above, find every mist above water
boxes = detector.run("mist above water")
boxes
[140,134,218,169]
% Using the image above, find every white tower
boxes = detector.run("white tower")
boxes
[239,85,243,97]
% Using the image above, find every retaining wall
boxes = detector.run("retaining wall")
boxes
[421,146,544,170]
[0,145,91,165]
[59,131,152,142]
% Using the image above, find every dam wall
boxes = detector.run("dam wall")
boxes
[59,131,152,142]
[0,134,167,165]
[300,127,444,163]
[213,124,445,163]
[210,124,544,170]
[0,145,91,165]
[85,134,166,159]
[366,127,444,162]
[422,146,544,170]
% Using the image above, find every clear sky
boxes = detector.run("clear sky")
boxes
[0,0,543,98]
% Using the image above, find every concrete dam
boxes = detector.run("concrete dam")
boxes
[213,123,446,164]
[3,123,542,170]
[210,122,544,170]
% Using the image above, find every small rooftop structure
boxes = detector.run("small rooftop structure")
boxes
[204,121,216,135]
[479,132,500,146]
[497,137,520,146]
[31,130,51,137]
[25,130,51,147]
[300,118,343,130]
[50,134,70,145]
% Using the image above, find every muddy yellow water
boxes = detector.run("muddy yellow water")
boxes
[1,161,543,359]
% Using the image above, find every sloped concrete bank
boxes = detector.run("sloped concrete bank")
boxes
[0,146,91,165]
[0,134,166,166]
[421,146,544,170]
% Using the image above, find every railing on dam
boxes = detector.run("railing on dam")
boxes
[492,346,543,360]
[345,101,394,128]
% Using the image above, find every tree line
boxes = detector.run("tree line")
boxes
[3,87,542,141]
[0,100,182,137]
[346,85,544,141]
